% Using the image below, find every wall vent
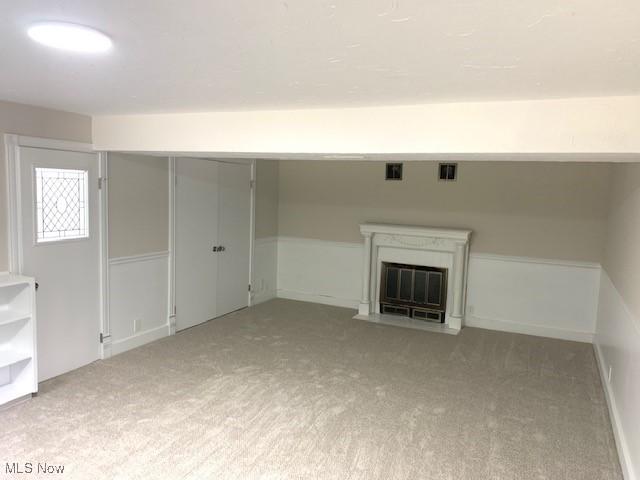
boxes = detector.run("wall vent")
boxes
[385,163,403,180]
[439,163,457,181]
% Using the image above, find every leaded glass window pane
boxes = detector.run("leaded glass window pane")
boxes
[35,167,89,243]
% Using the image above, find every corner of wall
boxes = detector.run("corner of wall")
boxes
[593,163,640,480]
[593,270,639,480]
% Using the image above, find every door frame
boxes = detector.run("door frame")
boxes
[168,156,256,325]
[4,134,110,359]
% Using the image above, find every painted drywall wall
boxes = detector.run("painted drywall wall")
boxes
[92,96,640,155]
[278,161,610,262]
[595,163,640,480]
[602,164,640,320]
[0,100,92,272]
[255,160,279,239]
[107,153,169,258]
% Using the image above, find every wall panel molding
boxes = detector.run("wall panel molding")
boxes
[252,237,278,305]
[595,270,640,480]
[108,252,170,355]
[109,251,170,265]
[276,236,601,343]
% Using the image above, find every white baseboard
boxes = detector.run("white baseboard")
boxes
[110,324,170,356]
[277,289,359,309]
[594,342,636,480]
[465,314,594,343]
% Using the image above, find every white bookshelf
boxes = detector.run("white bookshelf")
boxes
[0,274,37,406]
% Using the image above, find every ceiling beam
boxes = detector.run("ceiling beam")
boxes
[93,95,640,159]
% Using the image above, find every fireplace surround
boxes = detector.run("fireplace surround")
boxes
[355,223,472,334]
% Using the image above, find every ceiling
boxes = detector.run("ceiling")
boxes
[1,0,639,115]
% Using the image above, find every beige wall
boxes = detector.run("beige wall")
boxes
[0,100,92,272]
[278,160,611,262]
[255,160,279,239]
[107,153,169,258]
[602,163,640,317]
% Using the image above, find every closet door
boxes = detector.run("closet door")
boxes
[175,157,219,331]
[216,162,251,316]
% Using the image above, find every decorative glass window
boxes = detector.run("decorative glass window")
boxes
[35,168,89,243]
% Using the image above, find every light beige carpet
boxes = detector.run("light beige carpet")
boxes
[0,299,622,479]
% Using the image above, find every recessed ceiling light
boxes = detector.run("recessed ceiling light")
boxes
[27,22,112,53]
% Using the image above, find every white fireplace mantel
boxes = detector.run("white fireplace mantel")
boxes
[355,223,472,334]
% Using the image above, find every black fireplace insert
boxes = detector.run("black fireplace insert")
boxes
[380,262,447,323]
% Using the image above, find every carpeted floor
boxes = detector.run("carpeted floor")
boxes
[0,299,622,479]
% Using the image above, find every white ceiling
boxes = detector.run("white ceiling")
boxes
[1,0,639,115]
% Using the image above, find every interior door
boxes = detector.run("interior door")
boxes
[175,157,219,331]
[216,162,251,316]
[19,146,101,381]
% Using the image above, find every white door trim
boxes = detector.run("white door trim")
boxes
[5,134,23,274]
[168,156,176,335]
[248,159,256,306]
[98,152,110,359]
[4,134,109,358]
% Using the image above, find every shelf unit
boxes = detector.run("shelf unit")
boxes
[0,274,37,406]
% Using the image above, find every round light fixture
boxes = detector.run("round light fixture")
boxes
[27,22,112,53]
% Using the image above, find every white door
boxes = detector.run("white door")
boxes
[175,157,219,331]
[175,158,251,331]
[19,146,101,381]
[216,162,251,316]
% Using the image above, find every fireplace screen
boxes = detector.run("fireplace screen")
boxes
[380,262,447,323]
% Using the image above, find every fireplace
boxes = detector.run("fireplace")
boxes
[380,262,447,322]
[355,223,471,334]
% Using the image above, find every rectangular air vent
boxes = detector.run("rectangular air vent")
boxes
[385,163,403,180]
[439,163,457,181]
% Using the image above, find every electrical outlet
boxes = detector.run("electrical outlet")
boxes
[608,365,613,383]
[133,318,140,334]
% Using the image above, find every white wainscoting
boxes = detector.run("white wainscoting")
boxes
[594,271,640,480]
[466,253,600,343]
[276,237,601,342]
[109,252,170,356]
[252,237,278,305]
[277,237,362,308]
